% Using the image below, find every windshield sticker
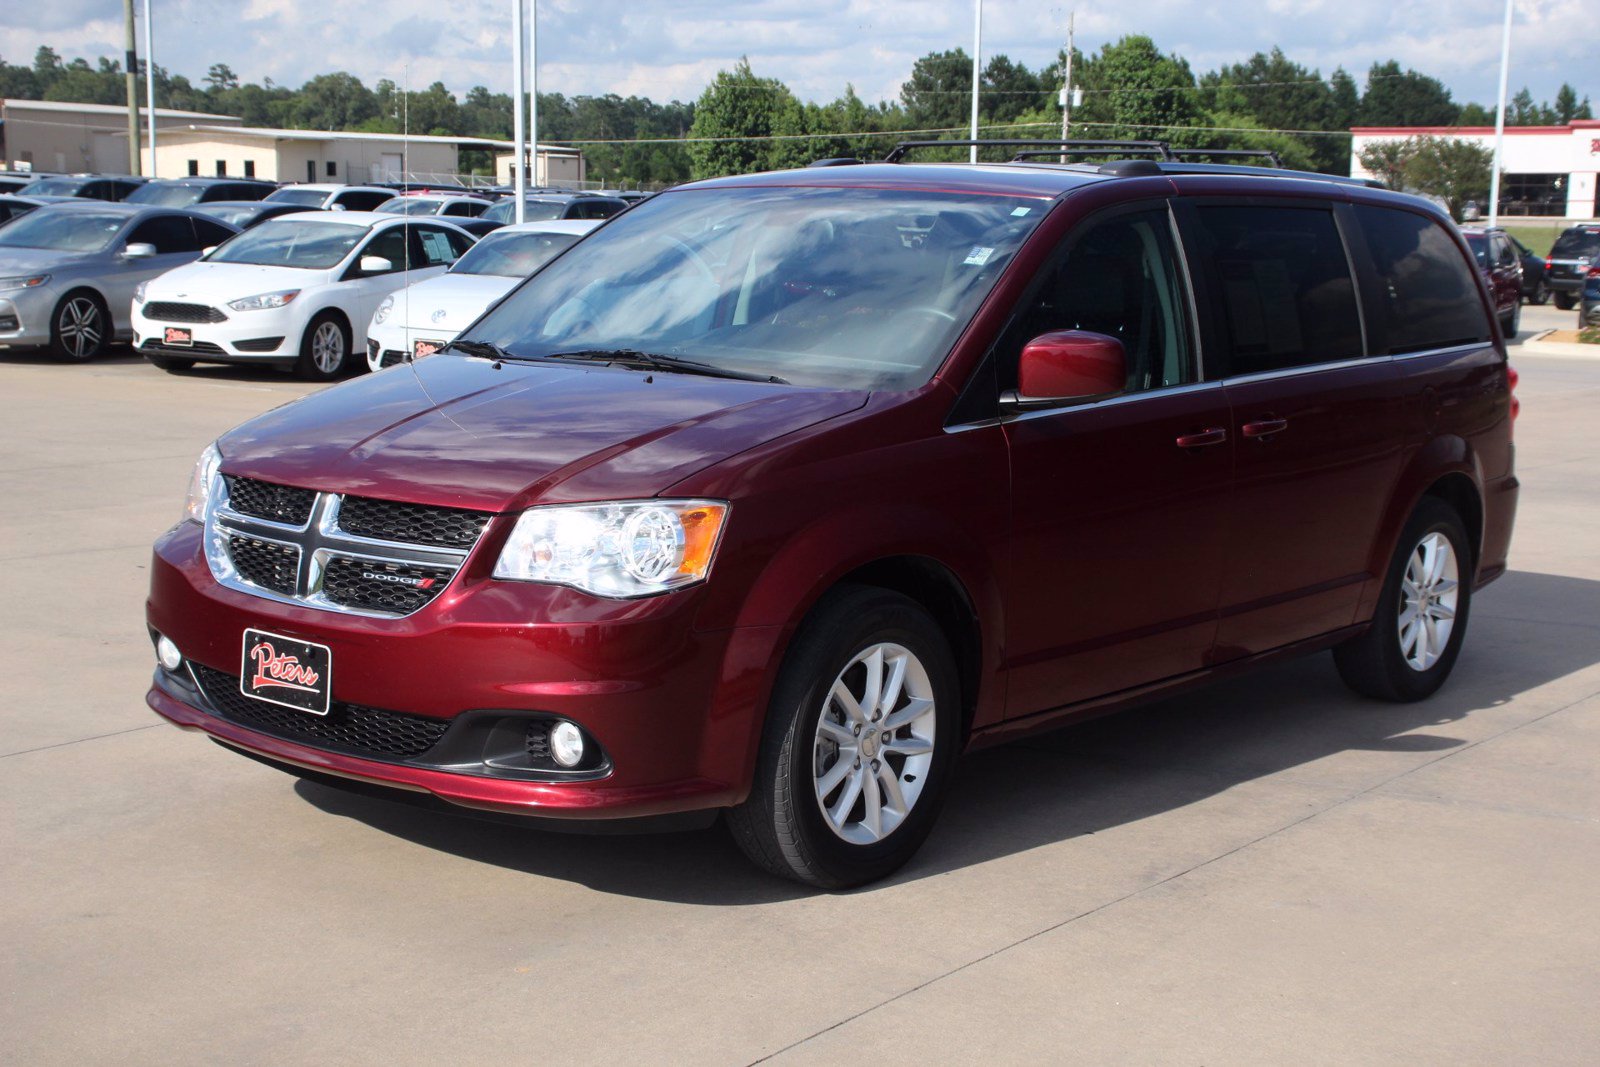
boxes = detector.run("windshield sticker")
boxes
[964,246,995,266]
[1010,207,1032,216]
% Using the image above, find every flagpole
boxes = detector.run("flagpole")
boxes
[511,0,526,221]
[1487,0,1513,229]
[969,0,982,163]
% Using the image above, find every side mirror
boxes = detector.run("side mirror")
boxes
[1012,330,1127,404]
[359,256,393,274]
[330,203,348,211]
[201,246,217,258]
[124,242,157,259]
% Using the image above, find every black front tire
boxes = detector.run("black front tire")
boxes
[1334,497,1473,703]
[727,586,961,889]
[295,312,351,381]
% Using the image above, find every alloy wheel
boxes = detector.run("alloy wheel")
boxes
[1398,532,1459,672]
[812,642,937,845]
[58,297,103,359]
[312,321,345,373]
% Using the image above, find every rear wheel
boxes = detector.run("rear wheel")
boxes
[49,291,108,362]
[1334,497,1472,702]
[1528,278,1549,306]
[1554,292,1577,311]
[295,313,350,381]
[727,586,960,888]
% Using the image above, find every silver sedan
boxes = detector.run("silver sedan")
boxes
[0,202,238,361]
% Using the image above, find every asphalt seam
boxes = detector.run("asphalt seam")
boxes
[0,723,162,760]
[750,682,1600,1065]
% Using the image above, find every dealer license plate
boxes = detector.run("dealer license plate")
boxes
[164,326,193,347]
[413,338,444,359]
[241,628,332,716]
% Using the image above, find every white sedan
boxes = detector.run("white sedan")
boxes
[376,194,494,219]
[132,212,475,379]
[366,218,597,370]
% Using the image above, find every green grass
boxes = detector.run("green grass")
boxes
[1502,222,1571,258]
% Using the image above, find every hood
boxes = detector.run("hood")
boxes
[218,355,869,511]
[0,246,89,272]
[147,260,328,300]
[389,273,515,335]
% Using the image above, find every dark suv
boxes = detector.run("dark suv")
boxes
[1546,224,1600,310]
[126,177,278,207]
[145,153,1518,887]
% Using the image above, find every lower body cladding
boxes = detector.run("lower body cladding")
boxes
[145,520,783,825]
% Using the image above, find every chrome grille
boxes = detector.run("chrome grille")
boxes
[144,301,227,323]
[205,477,490,618]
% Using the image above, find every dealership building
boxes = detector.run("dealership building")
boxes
[1351,120,1600,218]
[0,98,242,173]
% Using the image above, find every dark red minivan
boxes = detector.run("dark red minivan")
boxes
[146,155,1518,887]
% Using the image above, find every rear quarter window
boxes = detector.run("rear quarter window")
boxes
[1354,205,1488,355]
[1550,230,1600,259]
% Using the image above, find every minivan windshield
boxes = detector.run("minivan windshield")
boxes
[206,219,364,268]
[450,229,581,277]
[126,183,205,207]
[463,186,1044,390]
[0,208,125,252]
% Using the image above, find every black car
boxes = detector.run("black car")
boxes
[478,194,628,229]
[126,178,279,208]
[191,200,310,231]
[1546,225,1600,310]
[20,174,148,201]
[0,171,51,195]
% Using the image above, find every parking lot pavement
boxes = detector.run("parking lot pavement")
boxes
[3,346,1597,1065]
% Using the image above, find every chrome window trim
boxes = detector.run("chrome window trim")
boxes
[204,477,475,619]
[946,379,1225,432]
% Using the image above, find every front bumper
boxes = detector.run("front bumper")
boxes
[145,520,782,820]
[132,302,301,364]
[0,287,60,348]
[366,318,457,371]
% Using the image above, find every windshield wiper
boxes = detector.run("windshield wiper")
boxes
[443,339,517,362]
[543,348,788,385]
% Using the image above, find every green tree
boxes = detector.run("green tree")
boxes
[205,63,239,93]
[1356,138,1412,189]
[1456,102,1494,125]
[900,49,973,133]
[1074,35,1206,143]
[1403,135,1492,219]
[981,55,1046,123]
[687,58,801,179]
[290,72,377,130]
[1359,61,1458,125]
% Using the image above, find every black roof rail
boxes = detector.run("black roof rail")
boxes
[1148,162,1384,188]
[884,138,1175,163]
[807,157,866,167]
[1167,147,1284,167]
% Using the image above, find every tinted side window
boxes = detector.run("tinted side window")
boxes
[355,227,411,273]
[1190,205,1361,376]
[127,215,200,253]
[1006,207,1194,393]
[1354,205,1488,355]
[343,192,393,211]
[192,218,236,248]
[444,228,475,258]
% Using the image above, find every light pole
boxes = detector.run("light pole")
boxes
[123,0,140,174]
[968,0,982,163]
[1487,0,1514,229]
[1059,11,1075,162]
[528,0,539,190]
[511,0,526,221]
[143,0,156,177]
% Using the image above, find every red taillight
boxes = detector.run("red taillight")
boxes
[1507,365,1520,430]
[1545,257,1554,270]
[1587,266,1600,278]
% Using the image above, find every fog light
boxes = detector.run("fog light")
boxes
[156,635,183,672]
[550,721,585,768]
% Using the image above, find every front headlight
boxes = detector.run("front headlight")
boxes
[0,273,50,292]
[133,281,149,304]
[493,500,729,598]
[373,294,395,325]
[227,289,300,312]
[184,443,222,524]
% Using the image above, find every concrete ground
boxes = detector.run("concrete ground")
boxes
[3,305,1596,1064]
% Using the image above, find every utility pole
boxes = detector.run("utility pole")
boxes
[123,0,141,174]
[143,0,156,177]
[1059,11,1075,162]
[969,0,982,163]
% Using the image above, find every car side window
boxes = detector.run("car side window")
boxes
[1493,236,1517,269]
[1004,207,1194,394]
[414,226,459,267]
[444,228,475,259]
[356,227,410,274]
[1353,205,1489,355]
[192,218,236,249]
[345,192,392,212]
[127,215,201,254]
[1188,205,1362,377]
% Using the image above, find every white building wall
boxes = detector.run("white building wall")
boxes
[1350,121,1600,219]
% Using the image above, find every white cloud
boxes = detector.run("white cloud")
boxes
[1,0,1592,114]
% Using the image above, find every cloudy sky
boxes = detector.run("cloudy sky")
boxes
[4,0,1593,115]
